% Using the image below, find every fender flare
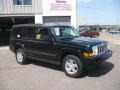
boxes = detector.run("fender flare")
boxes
[14,43,25,52]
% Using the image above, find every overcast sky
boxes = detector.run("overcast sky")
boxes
[77,0,120,25]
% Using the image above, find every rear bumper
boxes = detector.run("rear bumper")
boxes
[9,44,15,53]
[82,50,112,69]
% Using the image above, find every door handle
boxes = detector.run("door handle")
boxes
[53,43,56,45]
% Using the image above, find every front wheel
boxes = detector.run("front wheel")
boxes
[62,55,83,78]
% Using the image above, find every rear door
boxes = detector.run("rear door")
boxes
[24,26,36,57]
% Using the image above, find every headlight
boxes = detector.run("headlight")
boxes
[92,46,98,55]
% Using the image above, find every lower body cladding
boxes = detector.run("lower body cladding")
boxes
[82,50,112,70]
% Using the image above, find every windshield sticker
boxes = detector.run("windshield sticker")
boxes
[36,34,41,40]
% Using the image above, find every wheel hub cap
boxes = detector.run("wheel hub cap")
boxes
[65,59,78,74]
[17,52,23,62]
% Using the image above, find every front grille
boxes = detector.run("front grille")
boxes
[97,44,107,54]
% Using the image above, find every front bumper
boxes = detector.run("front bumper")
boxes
[82,50,112,69]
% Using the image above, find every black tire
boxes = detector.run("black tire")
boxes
[15,48,28,65]
[62,55,83,78]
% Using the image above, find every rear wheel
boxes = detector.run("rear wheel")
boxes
[16,48,28,65]
[62,55,83,78]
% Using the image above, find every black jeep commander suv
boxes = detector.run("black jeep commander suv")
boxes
[9,24,112,78]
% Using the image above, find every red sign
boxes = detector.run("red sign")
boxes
[50,0,71,11]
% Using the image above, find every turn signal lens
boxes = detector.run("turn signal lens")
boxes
[83,52,94,57]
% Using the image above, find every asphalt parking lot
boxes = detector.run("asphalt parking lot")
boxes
[0,44,120,90]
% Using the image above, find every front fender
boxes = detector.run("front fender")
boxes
[60,48,83,60]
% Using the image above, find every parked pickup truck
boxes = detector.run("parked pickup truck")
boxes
[79,30,100,38]
[9,24,112,78]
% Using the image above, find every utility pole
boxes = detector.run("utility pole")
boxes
[117,20,119,31]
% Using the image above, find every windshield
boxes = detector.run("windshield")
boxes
[53,26,80,39]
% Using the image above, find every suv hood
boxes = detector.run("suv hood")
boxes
[59,37,106,47]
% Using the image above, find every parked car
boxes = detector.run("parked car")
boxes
[79,30,100,38]
[109,29,120,34]
[9,24,112,78]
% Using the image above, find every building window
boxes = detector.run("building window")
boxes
[13,0,22,5]
[23,0,32,5]
[13,0,32,5]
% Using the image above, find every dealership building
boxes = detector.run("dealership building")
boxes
[0,0,77,30]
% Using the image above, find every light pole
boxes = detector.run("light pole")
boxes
[117,20,119,31]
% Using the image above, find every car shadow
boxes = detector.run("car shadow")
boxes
[83,61,114,77]
[31,60,114,78]
[31,60,62,71]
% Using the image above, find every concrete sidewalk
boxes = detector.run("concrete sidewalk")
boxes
[100,32,120,45]
[0,43,120,90]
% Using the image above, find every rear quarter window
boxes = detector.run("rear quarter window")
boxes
[25,27,35,40]
[12,27,25,39]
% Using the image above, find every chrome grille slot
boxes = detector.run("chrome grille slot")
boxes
[92,43,108,55]
[98,44,107,55]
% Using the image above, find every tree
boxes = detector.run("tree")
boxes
[98,26,102,31]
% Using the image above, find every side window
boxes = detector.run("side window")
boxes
[25,27,35,39]
[12,27,24,39]
[36,27,51,41]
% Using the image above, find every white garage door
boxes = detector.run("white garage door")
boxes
[0,0,3,13]
[43,16,71,26]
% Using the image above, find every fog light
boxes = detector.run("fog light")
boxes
[83,52,94,57]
